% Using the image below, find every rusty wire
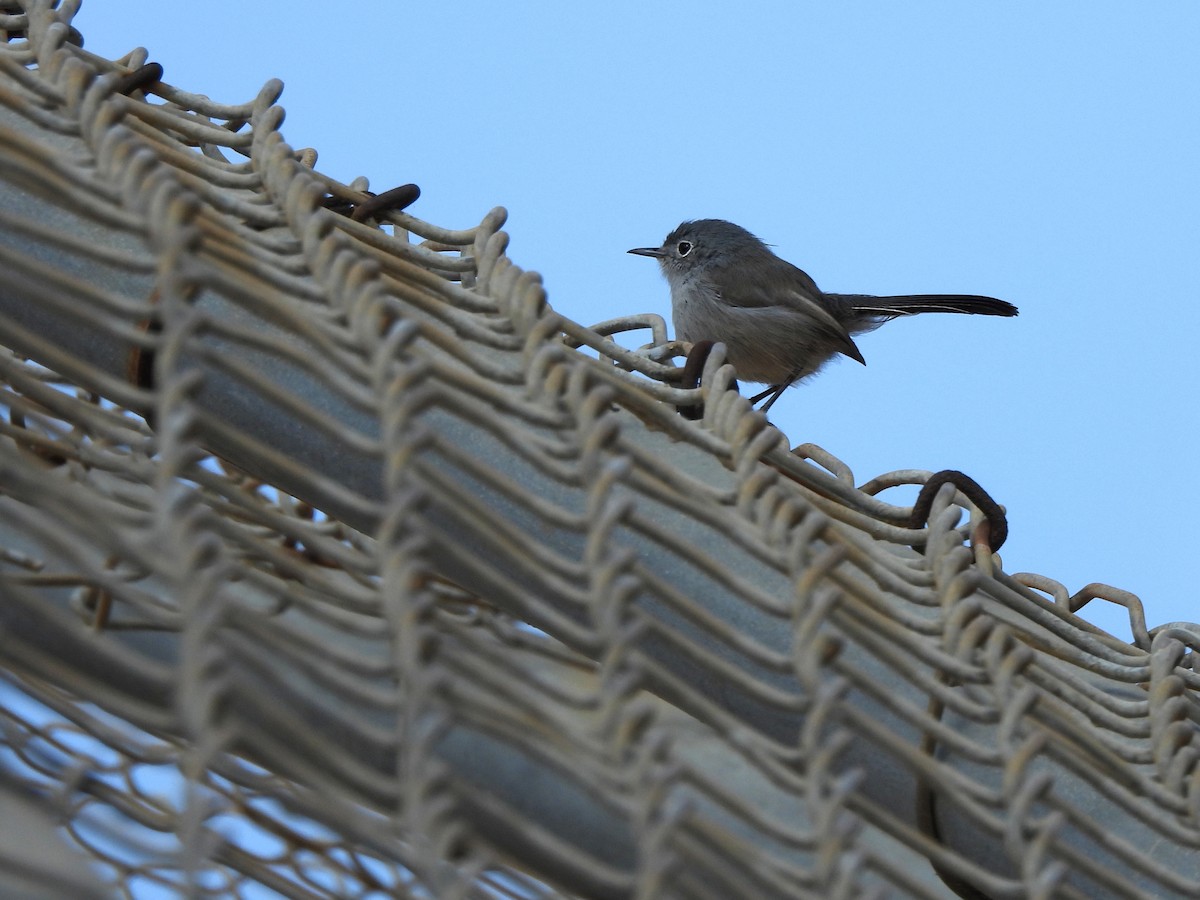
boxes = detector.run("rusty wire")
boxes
[1,2,1199,899]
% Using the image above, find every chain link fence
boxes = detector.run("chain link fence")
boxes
[2,2,1199,897]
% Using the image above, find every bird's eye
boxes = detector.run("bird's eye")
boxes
[677,241,693,257]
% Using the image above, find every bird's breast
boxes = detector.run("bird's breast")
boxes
[669,282,841,385]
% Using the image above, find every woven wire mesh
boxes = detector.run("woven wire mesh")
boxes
[2,2,1200,898]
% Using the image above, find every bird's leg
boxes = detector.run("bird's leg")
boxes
[748,385,777,405]
[751,383,788,412]
[751,367,805,412]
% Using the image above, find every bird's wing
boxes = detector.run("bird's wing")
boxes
[719,266,866,366]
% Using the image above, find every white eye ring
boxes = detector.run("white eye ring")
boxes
[677,241,693,257]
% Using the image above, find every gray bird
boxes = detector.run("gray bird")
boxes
[629,219,1017,411]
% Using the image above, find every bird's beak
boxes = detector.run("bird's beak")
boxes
[627,247,665,258]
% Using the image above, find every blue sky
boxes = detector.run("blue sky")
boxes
[74,2,1200,641]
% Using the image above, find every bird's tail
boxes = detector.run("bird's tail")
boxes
[830,294,1018,318]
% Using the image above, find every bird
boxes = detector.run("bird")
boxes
[628,219,1017,411]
